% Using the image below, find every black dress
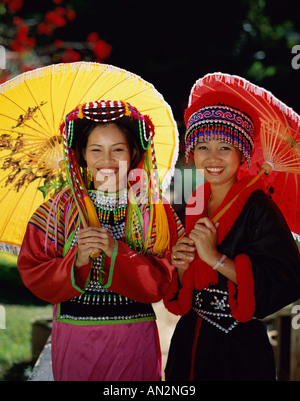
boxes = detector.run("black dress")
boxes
[165,189,300,381]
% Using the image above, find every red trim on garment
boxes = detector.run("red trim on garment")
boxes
[228,254,255,322]
[102,202,181,304]
[164,174,265,320]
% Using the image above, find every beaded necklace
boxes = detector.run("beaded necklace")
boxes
[69,188,143,307]
[89,188,127,237]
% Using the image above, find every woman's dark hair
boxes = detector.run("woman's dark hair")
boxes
[73,121,145,170]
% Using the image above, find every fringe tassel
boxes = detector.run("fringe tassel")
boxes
[125,185,144,253]
[83,195,101,228]
[152,199,170,255]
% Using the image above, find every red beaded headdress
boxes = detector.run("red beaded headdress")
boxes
[184,80,261,168]
[185,103,255,167]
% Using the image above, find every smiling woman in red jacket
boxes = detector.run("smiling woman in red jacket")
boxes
[164,75,300,381]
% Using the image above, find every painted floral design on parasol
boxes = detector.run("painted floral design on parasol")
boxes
[187,72,300,240]
[1,105,67,197]
[0,62,179,253]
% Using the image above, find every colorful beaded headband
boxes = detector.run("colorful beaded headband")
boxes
[185,105,255,167]
[63,100,154,152]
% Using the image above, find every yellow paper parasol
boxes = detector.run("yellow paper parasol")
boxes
[0,62,179,252]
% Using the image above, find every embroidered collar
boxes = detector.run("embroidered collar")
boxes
[185,174,266,289]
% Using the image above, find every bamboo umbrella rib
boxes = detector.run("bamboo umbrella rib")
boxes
[0,139,62,186]
[281,158,300,168]
[275,145,300,163]
[251,155,265,166]
[0,128,50,140]
[0,165,35,189]
[217,82,270,118]
[58,64,83,125]
[0,89,52,139]
[260,122,300,172]
[0,175,24,202]
[0,173,16,187]
[0,92,29,114]
[197,79,279,131]
[192,83,216,95]
[294,173,299,231]
[0,113,52,138]
[269,120,280,158]
[274,144,300,168]
[269,123,288,162]
[23,80,53,137]
[150,124,174,128]
[158,163,173,169]
[50,70,56,135]
[138,105,166,113]
[219,81,278,122]
[0,153,31,165]
[67,64,109,110]
[94,76,130,101]
[1,139,52,153]
[123,87,155,102]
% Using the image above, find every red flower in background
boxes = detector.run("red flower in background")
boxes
[1,0,113,83]
[61,48,81,63]
[93,39,112,61]
[37,23,52,36]
[4,0,23,13]
[45,11,67,28]
[66,9,76,20]
[0,71,10,84]
[37,7,76,36]
[13,16,23,25]
[87,32,112,61]
[53,39,64,48]
[10,21,36,53]
[86,32,100,44]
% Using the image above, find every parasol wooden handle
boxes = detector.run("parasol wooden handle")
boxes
[67,191,100,259]
[212,162,273,223]
[75,204,101,260]
[83,195,102,259]
[58,160,100,259]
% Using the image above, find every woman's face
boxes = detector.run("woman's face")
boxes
[83,123,132,192]
[193,140,244,190]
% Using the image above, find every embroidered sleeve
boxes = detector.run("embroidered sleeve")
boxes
[17,196,90,304]
[102,203,185,304]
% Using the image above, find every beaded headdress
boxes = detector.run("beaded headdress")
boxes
[60,100,170,255]
[185,103,255,167]
[65,100,154,153]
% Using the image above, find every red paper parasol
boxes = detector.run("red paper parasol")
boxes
[187,72,300,239]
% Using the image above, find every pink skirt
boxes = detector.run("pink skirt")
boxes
[51,307,161,381]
